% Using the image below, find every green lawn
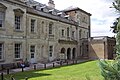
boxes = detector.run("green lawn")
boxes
[5,60,104,80]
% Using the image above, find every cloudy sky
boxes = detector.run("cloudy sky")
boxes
[35,0,118,37]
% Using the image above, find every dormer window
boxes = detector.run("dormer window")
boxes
[40,6,46,12]
[33,6,36,9]
[57,12,62,16]
[64,15,69,19]
[49,10,52,14]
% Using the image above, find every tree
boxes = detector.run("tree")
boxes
[111,17,119,33]
[99,0,120,80]
[110,0,120,33]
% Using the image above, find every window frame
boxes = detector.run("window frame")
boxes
[79,29,82,39]
[0,43,4,60]
[61,29,65,37]
[67,27,69,37]
[14,43,21,59]
[14,8,24,31]
[0,12,5,28]
[31,19,36,33]
[30,45,35,59]
[49,46,53,57]
[15,15,21,30]
[49,23,53,35]
[72,31,75,38]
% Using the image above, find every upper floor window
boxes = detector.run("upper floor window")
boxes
[61,29,64,37]
[49,22,53,35]
[82,16,87,23]
[0,43,4,60]
[87,32,89,38]
[67,27,69,37]
[14,8,24,30]
[0,3,7,28]
[79,29,82,39]
[72,31,75,38]
[0,12,4,28]
[31,19,36,32]
[15,15,21,30]
[41,21,44,33]
[14,43,21,59]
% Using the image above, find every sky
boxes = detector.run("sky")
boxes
[35,0,118,37]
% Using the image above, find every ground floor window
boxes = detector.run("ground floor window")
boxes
[30,45,35,58]
[0,43,3,59]
[49,46,53,57]
[14,43,21,59]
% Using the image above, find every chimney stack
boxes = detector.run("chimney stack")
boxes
[48,0,55,8]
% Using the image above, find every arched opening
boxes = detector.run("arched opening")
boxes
[72,48,76,59]
[61,48,65,53]
[60,48,66,59]
[67,48,71,60]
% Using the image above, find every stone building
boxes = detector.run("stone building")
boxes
[0,0,91,65]
[89,36,116,59]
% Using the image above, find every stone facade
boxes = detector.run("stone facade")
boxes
[89,36,116,59]
[0,0,91,65]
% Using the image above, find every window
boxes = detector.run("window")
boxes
[49,46,53,57]
[79,30,82,39]
[15,15,21,30]
[31,19,35,32]
[30,45,35,58]
[0,12,4,28]
[14,43,21,59]
[87,32,89,38]
[0,43,3,59]
[49,23,53,35]
[42,21,44,33]
[82,16,87,23]
[14,8,24,31]
[67,27,69,37]
[72,31,75,38]
[62,29,64,37]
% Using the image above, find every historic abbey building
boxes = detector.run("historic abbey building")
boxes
[0,0,91,64]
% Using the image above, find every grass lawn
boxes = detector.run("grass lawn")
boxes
[4,60,104,80]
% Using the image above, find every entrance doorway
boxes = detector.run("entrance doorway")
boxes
[67,48,71,60]
[72,48,76,59]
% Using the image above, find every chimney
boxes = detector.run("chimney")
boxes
[48,0,55,8]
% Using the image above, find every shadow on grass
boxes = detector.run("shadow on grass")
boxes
[5,70,51,80]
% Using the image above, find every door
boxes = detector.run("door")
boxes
[30,45,36,63]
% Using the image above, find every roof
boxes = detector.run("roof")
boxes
[63,7,92,16]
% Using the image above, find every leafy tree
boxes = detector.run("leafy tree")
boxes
[111,17,119,33]
[99,0,120,80]
[110,0,120,33]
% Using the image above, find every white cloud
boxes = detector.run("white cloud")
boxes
[35,0,118,37]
